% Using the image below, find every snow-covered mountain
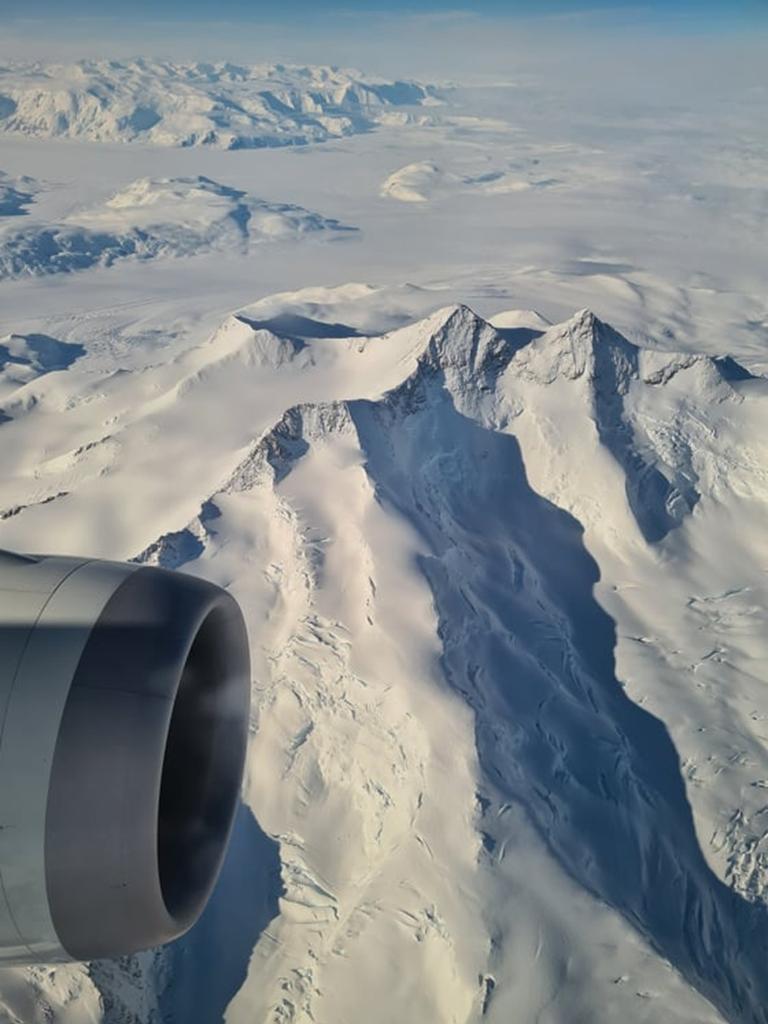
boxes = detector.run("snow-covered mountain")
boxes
[381,161,556,202]
[0,175,354,278]
[0,60,437,148]
[0,290,765,1024]
[0,331,84,402]
[0,171,38,216]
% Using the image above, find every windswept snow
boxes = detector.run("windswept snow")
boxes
[0,60,437,148]
[0,175,354,278]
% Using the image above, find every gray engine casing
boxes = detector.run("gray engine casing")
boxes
[0,550,250,964]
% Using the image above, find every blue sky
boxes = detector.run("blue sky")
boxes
[1,1,765,82]
[1,0,765,24]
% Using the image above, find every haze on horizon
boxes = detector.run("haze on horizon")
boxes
[1,1,766,84]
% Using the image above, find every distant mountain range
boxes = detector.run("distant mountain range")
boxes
[0,59,438,148]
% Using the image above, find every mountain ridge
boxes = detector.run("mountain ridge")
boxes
[0,60,437,148]
[0,295,765,1024]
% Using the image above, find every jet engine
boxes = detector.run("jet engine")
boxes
[0,550,250,964]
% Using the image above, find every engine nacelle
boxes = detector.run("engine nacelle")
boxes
[0,551,250,964]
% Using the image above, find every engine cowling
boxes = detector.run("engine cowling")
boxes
[0,551,250,964]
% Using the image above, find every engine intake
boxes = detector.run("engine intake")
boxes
[0,552,250,964]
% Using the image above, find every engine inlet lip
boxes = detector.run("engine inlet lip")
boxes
[43,566,250,961]
[156,602,249,930]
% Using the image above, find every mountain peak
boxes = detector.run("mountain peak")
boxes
[571,306,598,327]
[509,307,638,390]
[419,304,506,374]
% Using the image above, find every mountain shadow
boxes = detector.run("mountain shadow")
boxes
[159,801,283,1024]
[0,334,85,374]
[349,379,768,1024]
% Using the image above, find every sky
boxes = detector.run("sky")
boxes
[0,0,765,18]
[0,1,766,83]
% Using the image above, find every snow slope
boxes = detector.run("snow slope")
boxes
[0,60,436,149]
[0,175,354,278]
[0,291,766,1024]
